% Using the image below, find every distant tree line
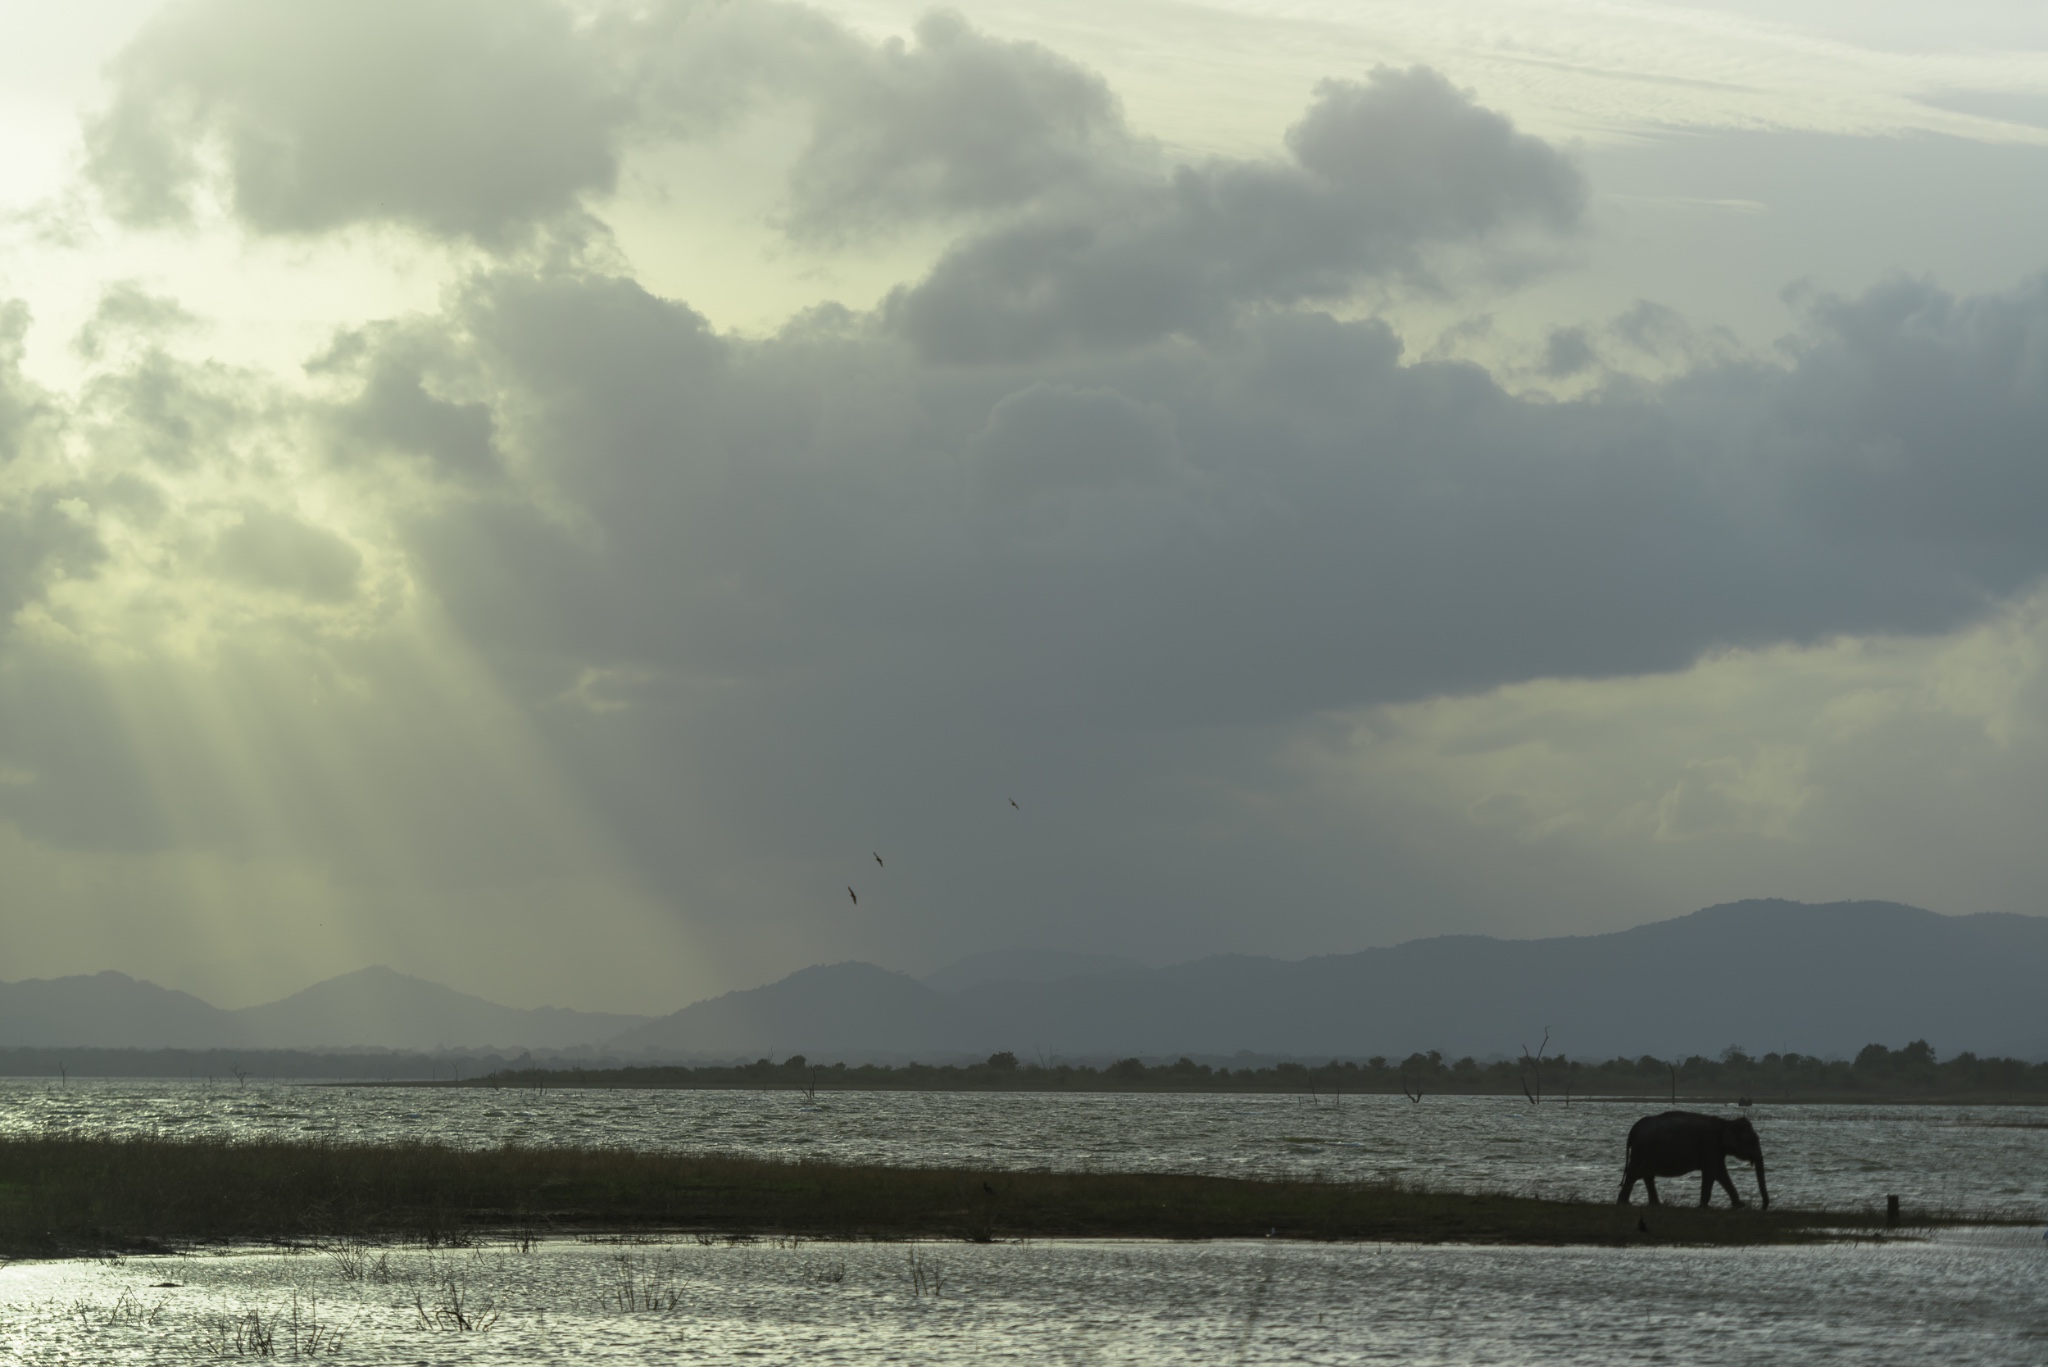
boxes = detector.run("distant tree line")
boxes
[469,1040,2048,1100]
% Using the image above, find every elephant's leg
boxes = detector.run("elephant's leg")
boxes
[1699,1173,1714,1208]
[1714,1163,1743,1208]
[1618,1173,1638,1205]
[1643,1176,1661,1206]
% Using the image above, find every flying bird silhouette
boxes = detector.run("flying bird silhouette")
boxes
[1009,798,1019,809]
[874,852,883,867]
[847,886,858,905]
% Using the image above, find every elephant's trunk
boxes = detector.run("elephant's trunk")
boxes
[1754,1159,1769,1211]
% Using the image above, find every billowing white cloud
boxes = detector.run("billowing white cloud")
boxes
[886,67,1585,361]
[81,0,1139,253]
[85,0,630,243]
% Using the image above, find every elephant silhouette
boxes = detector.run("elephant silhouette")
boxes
[1617,1110,1769,1210]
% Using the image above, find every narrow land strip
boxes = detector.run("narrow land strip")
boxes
[0,1137,1949,1258]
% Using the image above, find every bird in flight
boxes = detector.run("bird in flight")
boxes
[874,852,884,867]
[1009,798,1020,809]
[847,886,858,905]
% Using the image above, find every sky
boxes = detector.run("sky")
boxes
[1,0,2046,1013]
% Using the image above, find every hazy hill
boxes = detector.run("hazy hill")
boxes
[0,971,239,1048]
[606,962,953,1058]
[229,966,649,1050]
[921,949,1141,994]
[612,901,2048,1062]
[14,901,2045,1060]
[0,966,648,1052]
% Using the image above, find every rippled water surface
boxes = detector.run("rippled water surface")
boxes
[3,1080,2046,1214]
[5,1082,2047,1362]
[5,1231,2047,1364]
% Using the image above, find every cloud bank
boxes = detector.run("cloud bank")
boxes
[0,0,2044,1007]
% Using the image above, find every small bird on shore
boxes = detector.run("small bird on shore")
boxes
[847,887,858,905]
[983,1182,995,1195]
[1638,1217,1649,1234]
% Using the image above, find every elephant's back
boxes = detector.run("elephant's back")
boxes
[1625,1109,1711,1149]
[1624,1112,1675,1146]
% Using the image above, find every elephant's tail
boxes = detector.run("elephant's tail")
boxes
[1616,1130,1640,1204]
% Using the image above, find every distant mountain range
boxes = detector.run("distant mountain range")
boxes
[920,948,1140,994]
[0,966,648,1052]
[614,901,2048,1063]
[5,901,2044,1061]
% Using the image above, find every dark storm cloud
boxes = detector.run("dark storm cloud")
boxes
[1283,72,1582,237]
[325,265,2047,733]
[310,326,503,484]
[1774,276,2048,552]
[971,382,1181,506]
[781,11,1130,240]
[72,283,199,362]
[1541,325,1597,376]
[251,260,2047,973]
[0,305,46,464]
[884,68,1586,362]
[0,493,103,644]
[0,304,102,633]
[212,508,363,602]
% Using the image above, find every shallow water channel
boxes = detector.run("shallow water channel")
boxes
[3,1083,2047,1361]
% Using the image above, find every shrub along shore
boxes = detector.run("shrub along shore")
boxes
[437,1041,2048,1104]
[0,1135,1919,1258]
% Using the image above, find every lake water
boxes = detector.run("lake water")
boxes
[3,1082,2046,1362]
[3,1080,2045,1215]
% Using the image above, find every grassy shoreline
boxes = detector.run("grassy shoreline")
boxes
[0,1136,1960,1259]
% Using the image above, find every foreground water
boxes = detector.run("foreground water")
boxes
[4,1230,2046,1364]
[3,1079,2045,1215]
[5,1082,2047,1362]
